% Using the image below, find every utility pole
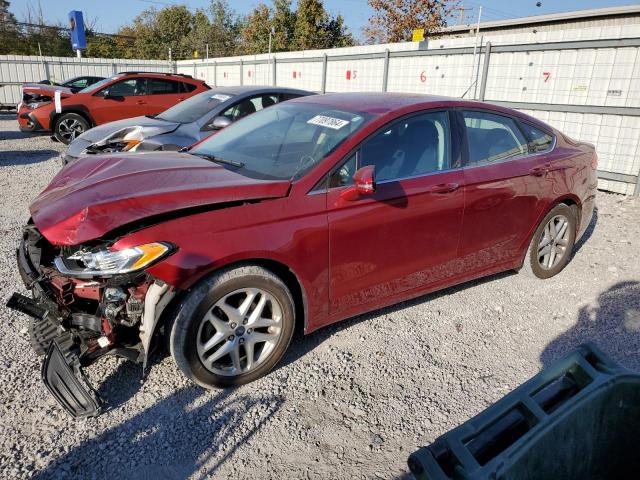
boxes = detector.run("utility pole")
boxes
[452,2,474,25]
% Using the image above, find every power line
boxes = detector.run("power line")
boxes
[0,19,136,40]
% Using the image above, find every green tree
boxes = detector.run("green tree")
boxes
[207,0,241,57]
[239,3,273,54]
[179,9,211,58]
[271,0,295,51]
[293,0,353,50]
[0,0,21,55]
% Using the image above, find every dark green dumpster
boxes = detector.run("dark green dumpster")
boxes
[408,343,640,480]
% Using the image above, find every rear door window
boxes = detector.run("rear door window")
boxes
[462,110,528,165]
[148,78,181,95]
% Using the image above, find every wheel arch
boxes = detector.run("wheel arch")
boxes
[519,195,582,268]
[155,258,308,342]
[50,105,96,130]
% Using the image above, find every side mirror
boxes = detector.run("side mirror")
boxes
[340,165,376,201]
[210,116,232,130]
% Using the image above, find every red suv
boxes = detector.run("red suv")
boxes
[9,93,596,417]
[17,72,209,144]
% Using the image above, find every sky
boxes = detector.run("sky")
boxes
[8,0,640,38]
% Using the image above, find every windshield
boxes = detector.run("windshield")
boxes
[156,90,233,123]
[190,102,373,181]
[78,75,122,94]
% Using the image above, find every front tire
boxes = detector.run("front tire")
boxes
[523,203,577,279]
[54,113,89,144]
[168,265,295,388]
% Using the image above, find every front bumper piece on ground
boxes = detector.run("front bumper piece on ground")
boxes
[7,292,102,418]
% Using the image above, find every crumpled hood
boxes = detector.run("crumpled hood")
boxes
[77,116,180,143]
[22,83,73,98]
[30,152,291,245]
[67,116,181,158]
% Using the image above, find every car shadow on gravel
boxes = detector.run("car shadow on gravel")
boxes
[0,149,60,165]
[32,385,284,479]
[540,281,640,371]
[281,270,517,370]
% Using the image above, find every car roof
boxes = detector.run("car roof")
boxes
[287,92,553,128]
[117,72,206,83]
[208,85,314,96]
[289,92,459,114]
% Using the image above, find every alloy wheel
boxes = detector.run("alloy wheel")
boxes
[58,118,84,142]
[537,214,570,270]
[196,288,283,376]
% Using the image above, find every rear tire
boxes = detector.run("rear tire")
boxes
[168,265,295,389]
[523,203,576,279]
[54,113,89,144]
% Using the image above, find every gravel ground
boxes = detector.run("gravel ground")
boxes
[1,111,639,479]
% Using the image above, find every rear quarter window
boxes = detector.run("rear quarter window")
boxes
[519,122,555,153]
[181,82,197,93]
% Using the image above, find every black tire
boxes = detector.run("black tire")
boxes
[168,265,296,388]
[523,203,577,279]
[54,113,89,144]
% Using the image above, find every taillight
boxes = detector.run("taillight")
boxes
[591,153,598,170]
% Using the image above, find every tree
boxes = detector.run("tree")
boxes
[0,0,21,55]
[293,0,353,50]
[240,3,272,54]
[182,9,211,58]
[207,0,241,57]
[271,0,295,51]
[364,0,457,44]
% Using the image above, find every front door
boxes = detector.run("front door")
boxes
[327,110,465,317]
[91,78,150,124]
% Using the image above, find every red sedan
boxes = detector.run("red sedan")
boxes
[10,93,596,417]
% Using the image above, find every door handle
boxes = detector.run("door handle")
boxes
[529,166,548,177]
[430,182,460,194]
[136,100,146,105]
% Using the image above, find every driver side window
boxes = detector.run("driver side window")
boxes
[97,78,147,97]
[221,94,278,122]
[329,111,451,187]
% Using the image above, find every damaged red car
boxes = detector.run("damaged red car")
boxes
[9,93,597,417]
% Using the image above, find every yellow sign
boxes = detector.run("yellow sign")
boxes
[194,51,199,59]
[412,28,425,42]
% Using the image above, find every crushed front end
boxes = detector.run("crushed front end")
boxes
[7,224,175,418]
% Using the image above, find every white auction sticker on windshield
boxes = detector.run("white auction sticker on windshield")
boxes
[211,94,231,101]
[307,115,349,130]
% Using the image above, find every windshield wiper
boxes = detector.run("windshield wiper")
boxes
[192,153,244,167]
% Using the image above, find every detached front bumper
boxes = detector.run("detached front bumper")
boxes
[7,293,101,417]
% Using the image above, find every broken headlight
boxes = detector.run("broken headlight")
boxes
[54,242,172,277]
[27,101,51,110]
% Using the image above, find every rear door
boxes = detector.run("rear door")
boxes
[91,77,150,124]
[458,109,555,270]
[146,78,187,114]
[326,110,465,316]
